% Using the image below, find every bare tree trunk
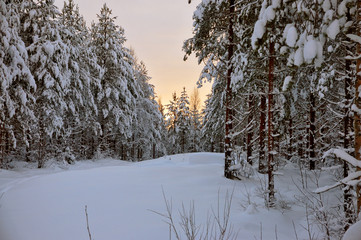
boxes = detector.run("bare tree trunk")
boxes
[181,130,186,153]
[267,41,275,206]
[342,7,355,229]
[0,123,3,168]
[288,119,293,160]
[309,92,316,170]
[224,0,235,179]
[355,0,361,215]
[38,117,45,168]
[259,94,266,173]
[344,50,354,229]
[247,95,253,165]
[153,143,156,159]
[131,135,135,160]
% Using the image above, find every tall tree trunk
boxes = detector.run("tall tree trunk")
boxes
[288,119,293,160]
[267,41,275,206]
[38,116,45,168]
[344,49,353,229]
[342,6,355,229]
[0,123,3,168]
[224,0,235,179]
[259,94,266,173]
[309,92,316,170]
[153,143,156,159]
[355,0,361,215]
[131,135,135,160]
[298,128,304,159]
[247,94,253,165]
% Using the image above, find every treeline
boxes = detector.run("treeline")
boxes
[185,0,360,230]
[0,0,215,168]
[0,0,166,167]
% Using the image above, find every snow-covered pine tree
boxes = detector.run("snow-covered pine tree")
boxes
[184,0,237,178]
[0,0,36,167]
[189,88,202,152]
[231,0,263,168]
[263,0,359,226]
[251,0,290,205]
[20,0,70,168]
[91,3,138,158]
[201,80,225,154]
[177,87,191,153]
[166,92,179,154]
[132,54,165,160]
[60,0,102,160]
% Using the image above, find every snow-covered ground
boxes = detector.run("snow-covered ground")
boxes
[0,153,342,239]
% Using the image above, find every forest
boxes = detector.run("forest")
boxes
[1,0,361,239]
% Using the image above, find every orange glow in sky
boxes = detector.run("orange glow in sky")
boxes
[54,0,211,107]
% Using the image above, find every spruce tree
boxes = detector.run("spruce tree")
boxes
[91,3,138,157]
[20,0,70,167]
[0,0,35,166]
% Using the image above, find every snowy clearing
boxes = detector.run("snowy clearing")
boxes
[0,153,337,240]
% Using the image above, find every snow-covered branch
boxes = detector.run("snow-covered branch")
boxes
[323,149,361,169]
[314,149,361,194]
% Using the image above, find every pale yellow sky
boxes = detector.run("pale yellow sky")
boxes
[54,0,211,107]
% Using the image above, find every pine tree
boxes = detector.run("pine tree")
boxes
[177,87,191,153]
[184,0,238,178]
[166,92,179,154]
[91,3,138,157]
[60,0,102,160]
[0,0,36,166]
[201,80,225,153]
[189,88,202,152]
[132,55,165,160]
[20,0,70,167]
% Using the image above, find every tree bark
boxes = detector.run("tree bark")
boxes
[343,6,354,227]
[268,41,275,206]
[309,92,316,170]
[288,119,293,160]
[344,48,353,229]
[38,116,45,168]
[259,94,266,173]
[246,94,254,165]
[0,123,3,168]
[224,0,235,179]
[355,0,361,215]
[153,143,156,159]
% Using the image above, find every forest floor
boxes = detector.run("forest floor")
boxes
[0,153,344,239]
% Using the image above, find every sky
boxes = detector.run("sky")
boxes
[54,0,211,107]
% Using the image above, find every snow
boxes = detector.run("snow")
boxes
[251,20,266,48]
[342,220,361,240]
[347,34,361,44]
[18,88,27,106]
[294,48,304,66]
[286,26,298,47]
[323,148,361,169]
[272,0,281,8]
[282,76,292,91]
[338,0,349,16]
[0,153,333,240]
[303,37,318,63]
[265,6,276,21]
[327,19,340,40]
[322,0,331,12]
[43,42,54,56]
[313,182,341,194]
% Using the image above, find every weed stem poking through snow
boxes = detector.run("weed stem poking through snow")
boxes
[85,205,93,240]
